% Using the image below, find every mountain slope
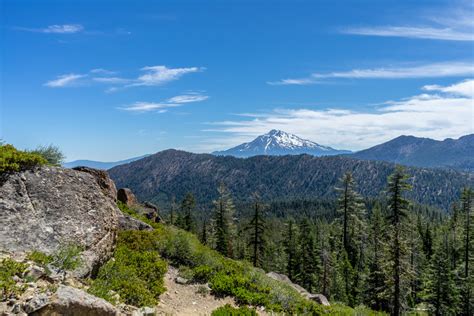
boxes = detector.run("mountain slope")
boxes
[352,134,474,171]
[63,154,150,170]
[108,149,473,210]
[213,130,350,157]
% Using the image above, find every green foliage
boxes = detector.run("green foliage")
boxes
[213,183,236,256]
[0,144,47,173]
[28,144,65,166]
[89,243,167,307]
[0,258,27,299]
[27,250,53,266]
[211,304,257,316]
[51,244,83,270]
[117,201,160,229]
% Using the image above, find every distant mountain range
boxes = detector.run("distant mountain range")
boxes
[213,130,351,157]
[352,134,474,172]
[63,155,149,170]
[108,149,473,211]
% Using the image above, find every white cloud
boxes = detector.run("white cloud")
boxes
[120,93,209,113]
[42,24,84,34]
[18,24,84,34]
[343,4,473,41]
[206,79,474,151]
[344,26,473,41]
[269,62,474,85]
[43,74,86,87]
[92,77,131,84]
[131,65,204,87]
[167,94,209,103]
[423,79,473,97]
[90,68,116,75]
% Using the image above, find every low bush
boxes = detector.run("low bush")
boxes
[27,250,53,266]
[0,144,47,173]
[27,245,82,272]
[28,145,65,166]
[89,244,167,307]
[0,258,27,299]
[211,304,257,316]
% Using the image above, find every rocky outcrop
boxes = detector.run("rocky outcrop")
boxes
[73,166,118,201]
[0,166,119,277]
[117,213,153,231]
[33,285,119,316]
[117,188,137,206]
[266,272,330,306]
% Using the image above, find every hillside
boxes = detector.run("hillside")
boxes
[108,149,473,210]
[213,130,350,157]
[352,134,474,172]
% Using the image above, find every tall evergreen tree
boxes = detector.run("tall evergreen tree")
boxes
[297,219,320,293]
[212,183,236,256]
[386,166,412,316]
[366,204,388,311]
[460,188,473,316]
[247,194,266,267]
[181,192,196,232]
[284,219,299,281]
[422,228,459,315]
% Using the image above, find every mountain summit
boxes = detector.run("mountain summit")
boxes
[212,130,351,157]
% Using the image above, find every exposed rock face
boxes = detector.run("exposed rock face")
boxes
[73,166,118,201]
[0,166,119,277]
[117,188,137,206]
[266,272,330,306]
[117,213,153,231]
[34,285,118,316]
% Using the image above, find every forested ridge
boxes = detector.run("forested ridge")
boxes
[109,149,473,210]
[167,167,473,315]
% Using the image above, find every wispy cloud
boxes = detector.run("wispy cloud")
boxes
[343,4,473,41]
[18,24,84,34]
[120,93,209,113]
[129,66,204,87]
[206,79,473,151]
[43,74,87,87]
[45,65,204,91]
[268,62,474,85]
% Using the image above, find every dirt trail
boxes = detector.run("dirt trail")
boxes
[155,266,237,316]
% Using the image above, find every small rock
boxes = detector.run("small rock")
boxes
[12,275,21,282]
[175,277,188,285]
[23,293,49,313]
[308,293,330,306]
[138,306,156,316]
[25,265,45,281]
[12,303,23,313]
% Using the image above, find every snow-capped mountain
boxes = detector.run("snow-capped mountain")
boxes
[212,130,351,157]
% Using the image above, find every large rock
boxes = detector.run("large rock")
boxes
[266,272,330,306]
[0,166,119,277]
[33,285,119,316]
[73,166,117,201]
[117,213,153,231]
[117,188,137,206]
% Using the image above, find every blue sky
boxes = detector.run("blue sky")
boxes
[1,0,473,161]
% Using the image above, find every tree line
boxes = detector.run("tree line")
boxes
[171,167,473,315]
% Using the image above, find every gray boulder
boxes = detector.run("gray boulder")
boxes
[266,271,330,306]
[0,166,119,278]
[33,285,118,316]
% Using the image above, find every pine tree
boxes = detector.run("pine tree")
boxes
[212,183,236,256]
[284,219,299,281]
[366,204,388,311]
[247,194,266,267]
[460,188,473,316]
[201,220,208,245]
[181,192,196,232]
[297,219,320,293]
[422,228,459,315]
[386,166,412,316]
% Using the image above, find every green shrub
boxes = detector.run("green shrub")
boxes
[27,250,53,266]
[0,144,47,173]
[51,244,83,270]
[89,244,167,307]
[211,304,257,316]
[0,258,27,299]
[28,145,65,166]
[192,265,214,283]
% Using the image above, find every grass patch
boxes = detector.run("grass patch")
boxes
[27,245,82,271]
[0,258,27,299]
